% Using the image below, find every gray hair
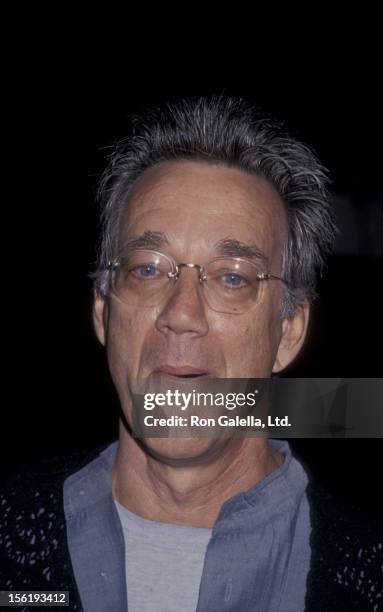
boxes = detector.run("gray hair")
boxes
[92,95,338,317]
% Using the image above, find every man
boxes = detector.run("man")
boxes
[1,96,381,611]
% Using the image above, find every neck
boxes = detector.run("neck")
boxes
[112,421,284,528]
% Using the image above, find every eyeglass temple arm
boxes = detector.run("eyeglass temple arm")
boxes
[107,261,120,270]
[257,272,288,285]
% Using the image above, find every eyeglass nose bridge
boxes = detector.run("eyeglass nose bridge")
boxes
[167,262,207,283]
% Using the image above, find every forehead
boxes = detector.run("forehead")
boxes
[120,160,287,262]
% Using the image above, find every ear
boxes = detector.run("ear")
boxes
[92,289,108,346]
[272,300,310,373]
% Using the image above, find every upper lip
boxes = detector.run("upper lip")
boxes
[152,364,211,377]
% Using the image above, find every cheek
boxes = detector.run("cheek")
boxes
[106,306,153,383]
[214,310,281,377]
[235,324,272,374]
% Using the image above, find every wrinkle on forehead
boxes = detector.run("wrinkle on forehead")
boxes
[119,160,287,270]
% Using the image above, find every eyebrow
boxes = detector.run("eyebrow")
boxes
[214,238,269,264]
[122,230,170,251]
[120,232,268,264]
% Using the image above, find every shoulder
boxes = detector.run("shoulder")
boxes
[305,476,383,611]
[0,444,109,595]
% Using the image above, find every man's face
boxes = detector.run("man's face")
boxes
[94,161,307,460]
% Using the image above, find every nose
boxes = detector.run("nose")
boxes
[155,266,209,337]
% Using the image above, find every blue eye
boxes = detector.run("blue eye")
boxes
[136,264,158,277]
[223,273,244,286]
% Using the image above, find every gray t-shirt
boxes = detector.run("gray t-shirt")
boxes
[115,500,212,612]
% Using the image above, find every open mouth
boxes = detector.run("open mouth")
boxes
[151,366,211,379]
[174,373,206,378]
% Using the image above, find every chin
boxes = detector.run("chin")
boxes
[139,437,230,467]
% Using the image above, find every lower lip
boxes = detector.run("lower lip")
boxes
[151,371,209,379]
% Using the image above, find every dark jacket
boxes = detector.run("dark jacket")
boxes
[0,447,382,611]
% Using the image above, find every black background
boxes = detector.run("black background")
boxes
[2,32,382,518]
